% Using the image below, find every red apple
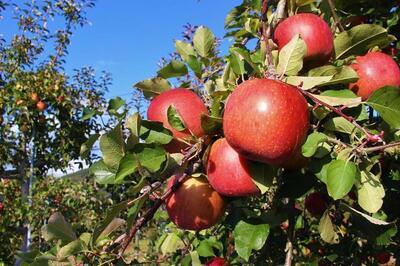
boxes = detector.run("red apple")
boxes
[205,257,229,266]
[274,13,333,65]
[36,101,47,112]
[223,79,309,166]
[206,138,260,197]
[280,149,308,170]
[165,175,226,231]
[375,251,391,264]
[305,192,327,216]
[30,92,40,103]
[147,88,209,153]
[349,52,400,100]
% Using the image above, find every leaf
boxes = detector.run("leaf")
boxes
[366,86,400,129]
[97,218,125,241]
[326,159,359,200]
[126,112,141,146]
[187,55,203,78]
[140,120,173,144]
[91,200,129,246]
[133,144,167,173]
[197,238,223,258]
[323,117,359,134]
[99,124,125,171]
[57,239,85,259]
[89,160,116,184]
[341,203,392,226]
[285,76,333,90]
[80,133,100,158]
[175,40,196,61]
[334,24,395,59]
[229,52,246,75]
[302,132,328,158]
[115,153,139,183]
[357,170,385,213]
[312,94,362,107]
[157,60,188,78]
[82,107,101,120]
[167,105,186,131]
[190,251,202,266]
[233,221,270,261]
[134,77,171,99]
[277,34,306,76]
[41,212,76,244]
[193,26,215,58]
[230,47,261,74]
[200,114,222,135]
[308,65,359,85]
[318,211,339,244]
[248,162,276,194]
[160,233,184,255]
[107,97,125,113]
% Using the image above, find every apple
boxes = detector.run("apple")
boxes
[57,95,65,103]
[349,52,400,100]
[165,175,225,231]
[375,251,391,264]
[206,138,260,197]
[147,88,209,153]
[223,79,309,166]
[205,257,229,266]
[0,202,4,212]
[36,101,47,112]
[30,92,40,103]
[280,149,308,170]
[305,192,327,216]
[274,13,333,66]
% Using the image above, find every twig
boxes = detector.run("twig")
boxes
[326,0,344,32]
[361,141,400,153]
[284,199,295,266]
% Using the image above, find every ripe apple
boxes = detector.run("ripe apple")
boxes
[274,13,333,66]
[205,257,229,266]
[206,138,260,197]
[305,192,327,216]
[165,175,226,231]
[147,88,209,153]
[280,149,308,170]
[349,52,400,100]
[223,79,309,166]
[375,251,391,264]
[30,92,40,103]
[36,101,47,112]
[0,202,4,212]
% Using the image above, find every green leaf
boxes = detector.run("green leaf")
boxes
[312,93,362,107]
[126,112,141,147]
[82,107,101,120]
[248,161,276,194]
[160,233,184,255]
[134,144,167,173]
[308,65,359,86]
[229,52,246,75]
[334,24,395,59]
[326,159,359,200]
[57,240,85,259]
[91,200,129,246]
[341,203,392,226]
[80,133,100,158]
[197,238,223,258]
[323,117,359,134]
[357,170,385,213]
[277,34,307,76]
[200,114,222,135]
[167,105,186,131]
[366,86,400,129]
[157,60,188,79]
[134,77,171,99]
[107,97,125,113]
[302,132,328,157]
[175,40,196,61]
[140,120,173,144]
[100,124,125,171]
[193,26,215,58]
[318,211,339,244]
[285,76,333,90]
[233,221,270,261]
[190,251,202,266]
[115,153,139,183]
[187,55,203,78]
[41,212,76,244]
[230,47,261,74]
[89,160,116,184]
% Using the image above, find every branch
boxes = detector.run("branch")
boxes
[361,141,400,153]
[326,0,344,32]
[284,199,295,266]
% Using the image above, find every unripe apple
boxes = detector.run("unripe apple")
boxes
[205,257,229,266]
[375,251,391,264]
[206,138,260,197]
[223,79,309,166]
[36,101,47,112]
[274,13,333,66]
[349,52,400,100]
[305,192,327,216]
[165,175,225,231]
[30,92,40,103]
[147,89,209,153]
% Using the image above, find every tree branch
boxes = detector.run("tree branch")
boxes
[361,141,400,153]
[326,0,344,32]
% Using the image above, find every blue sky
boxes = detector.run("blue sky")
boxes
[61,0,241,99]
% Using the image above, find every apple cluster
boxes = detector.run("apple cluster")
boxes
[146,12,400,235]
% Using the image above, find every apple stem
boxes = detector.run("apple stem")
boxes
[327,0,345,32]
[296,86,382,144]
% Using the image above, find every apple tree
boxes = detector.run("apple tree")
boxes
[18,0,400,265]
